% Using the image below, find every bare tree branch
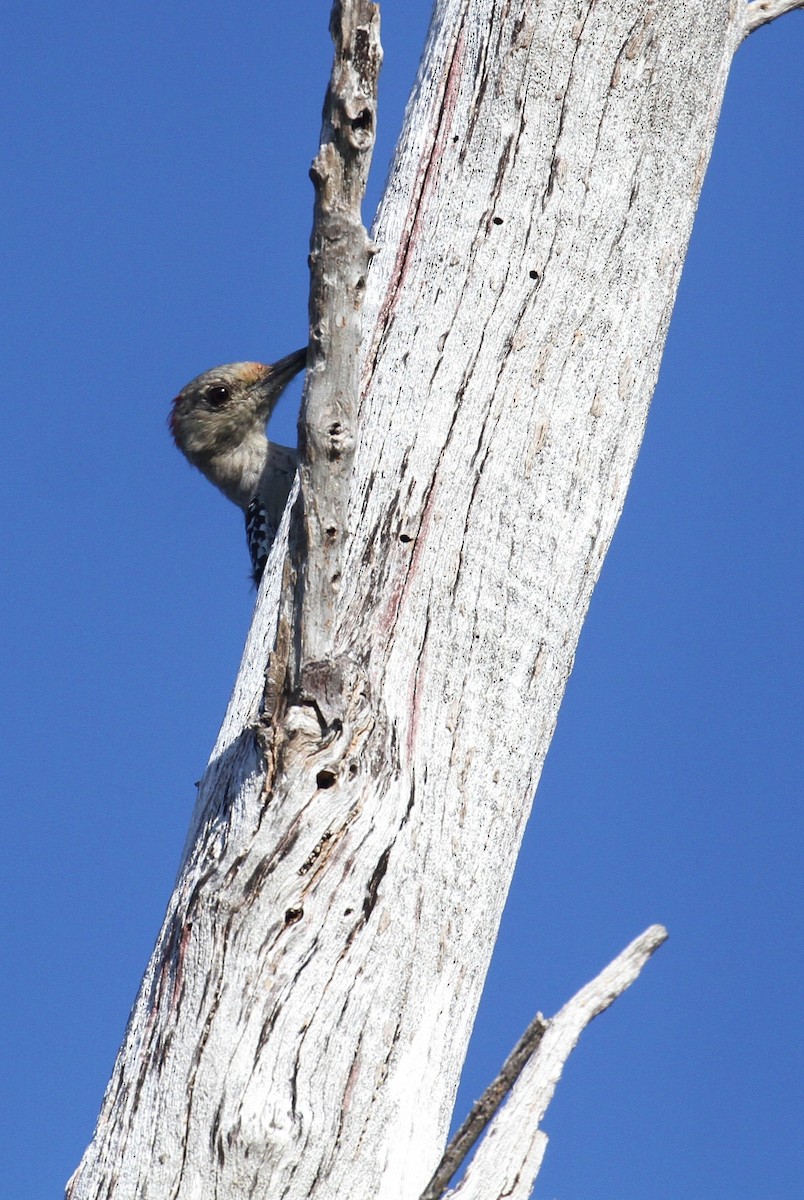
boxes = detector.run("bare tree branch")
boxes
[420,1011,549,1200]
[433,926,668,1200]
[292,0,382,680]
[743,0,804,38]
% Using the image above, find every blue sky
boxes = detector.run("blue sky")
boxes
[1,4,801,1197]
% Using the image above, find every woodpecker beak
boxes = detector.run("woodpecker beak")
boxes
[264,348,308,389]
[246,348,307,424]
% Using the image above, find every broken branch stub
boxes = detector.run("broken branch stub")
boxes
[293,0,382,684]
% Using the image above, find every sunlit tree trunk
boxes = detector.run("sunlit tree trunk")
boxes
[68,2,799,1198]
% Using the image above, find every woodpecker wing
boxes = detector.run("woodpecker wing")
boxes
[245,496,277,586]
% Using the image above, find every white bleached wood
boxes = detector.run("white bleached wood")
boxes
[446,926,668,1200]
[420,1009,549,1200]
[743,0,804,38]
[69,3,782,1199]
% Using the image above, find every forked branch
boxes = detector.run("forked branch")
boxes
[420,1011,549,1200]
[422,925,668,1200]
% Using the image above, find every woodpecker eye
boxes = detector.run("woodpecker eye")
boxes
[206,384,231,407]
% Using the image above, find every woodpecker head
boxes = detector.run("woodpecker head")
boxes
[169,347,306,510]
[169,349,307,461]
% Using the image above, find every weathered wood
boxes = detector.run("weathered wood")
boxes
[743,0,804,38]
[437,926,668,1200]
[293,0,381,679]
[67,3,795,1198]
[420,1011,549,1200]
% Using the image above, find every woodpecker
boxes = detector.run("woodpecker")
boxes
[169,349,307,583]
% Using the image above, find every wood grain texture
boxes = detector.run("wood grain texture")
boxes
[449,926,668,1200]
[295,0,381,672]
[69,4,748,1198]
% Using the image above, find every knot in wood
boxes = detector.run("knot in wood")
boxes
[335,93,375,151]
[309,145,336,188]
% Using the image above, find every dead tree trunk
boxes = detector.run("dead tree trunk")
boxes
[68,2,802,1198]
